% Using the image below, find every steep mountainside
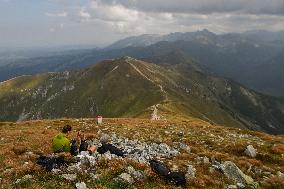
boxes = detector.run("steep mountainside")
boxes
[0,57,284,134]
[1,30,283,98]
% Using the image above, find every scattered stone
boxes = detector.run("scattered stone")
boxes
[51,169,61,174]
[22,175,33,180]
[76,182,88,189]
[179,143,191,154]
[203,156,210,164]
[253,167,262,176]
[244,145,257,158]
[263,171,272,176]
[276,171,284,178]
[209,167,215,174]
[61,174,77,181]
[172,164,179,171]
[177,131,184,137]
[3,168,14,174]
[186,165,196,177]
[15,179,21,184]
[222,161,258,188]
[100,133,110,143]
[118,173,134,184]
[227,185,238,189]
[236,183,245,189]
[127,166,144,181]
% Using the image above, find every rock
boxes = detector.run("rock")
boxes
[186,165,196,177]
[222,161,258,188]
[203,156,210,164]
[76,182,88,189]
[118,173,134,184]
[253,167,262,176]
[67,164,81,172]
[178,131,184,137]
[179,143,191,153]
[61,174,77,181]
[127,166,144,181]
[172,164,179,171]
[15,179,21,184]
[100,133,110,144]
[22,174,33,180]
[227,185,238,189]
[244,145,257,157]
[3,168,14,174]
[236,183,245,189]
[209,167,215,174]
[51,169,61,174]
[276,171,284,178]
[263,171,272,176]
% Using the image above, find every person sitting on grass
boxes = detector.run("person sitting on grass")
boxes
[52,125,73,153]
[52,125,97,155]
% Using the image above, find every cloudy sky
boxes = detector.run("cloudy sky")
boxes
[0,0,284,48]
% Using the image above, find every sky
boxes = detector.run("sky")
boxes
[0,0,284,48]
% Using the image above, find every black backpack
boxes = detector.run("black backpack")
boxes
[97,143,125,157]
[168,171,186,186]
[149,160,186,186]
[149,160,171,178]
[36,155,66,171]
[70,139,78,156]
[79,140,89,152]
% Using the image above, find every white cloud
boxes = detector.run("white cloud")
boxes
[79,9,91,21]
[45,11,68,17]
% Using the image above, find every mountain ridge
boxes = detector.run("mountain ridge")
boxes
[1,57,284,134]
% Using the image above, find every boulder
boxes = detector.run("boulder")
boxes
[227,185,237,189]
[179,143,191,153]
[100,133,110,144]
[222,161,258,189]
[203,156,210,164]
[118,173,134,184]
[277,171,284,179]
[22,174,33,180]
[127,166,144,181]
[186,165,196,177]
[61,174,77,181]
[76,182,88,189]
[244,145,257,157]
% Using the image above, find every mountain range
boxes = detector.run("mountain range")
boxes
[0,30,283,98]
[1,56,284,134]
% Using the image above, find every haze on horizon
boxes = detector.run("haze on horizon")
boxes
[0,0,284,49]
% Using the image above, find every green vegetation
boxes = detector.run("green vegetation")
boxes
[0,57,283,134]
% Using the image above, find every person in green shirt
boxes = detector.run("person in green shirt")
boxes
[52,125,72,153]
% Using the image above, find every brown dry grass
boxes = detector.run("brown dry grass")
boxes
[0,118,283,188]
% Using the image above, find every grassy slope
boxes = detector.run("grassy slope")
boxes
[0,57,284,134]
[0,118,283,188]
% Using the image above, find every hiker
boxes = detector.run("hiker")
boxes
[52,125,97,155]
[52,125,73,153]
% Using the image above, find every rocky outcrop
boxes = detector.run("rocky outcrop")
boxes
[222,161,258,189]
[244,145,257,157]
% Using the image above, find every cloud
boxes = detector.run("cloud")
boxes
[79,9,91,21]
[45,11,68,17]
[98,0,284,15]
